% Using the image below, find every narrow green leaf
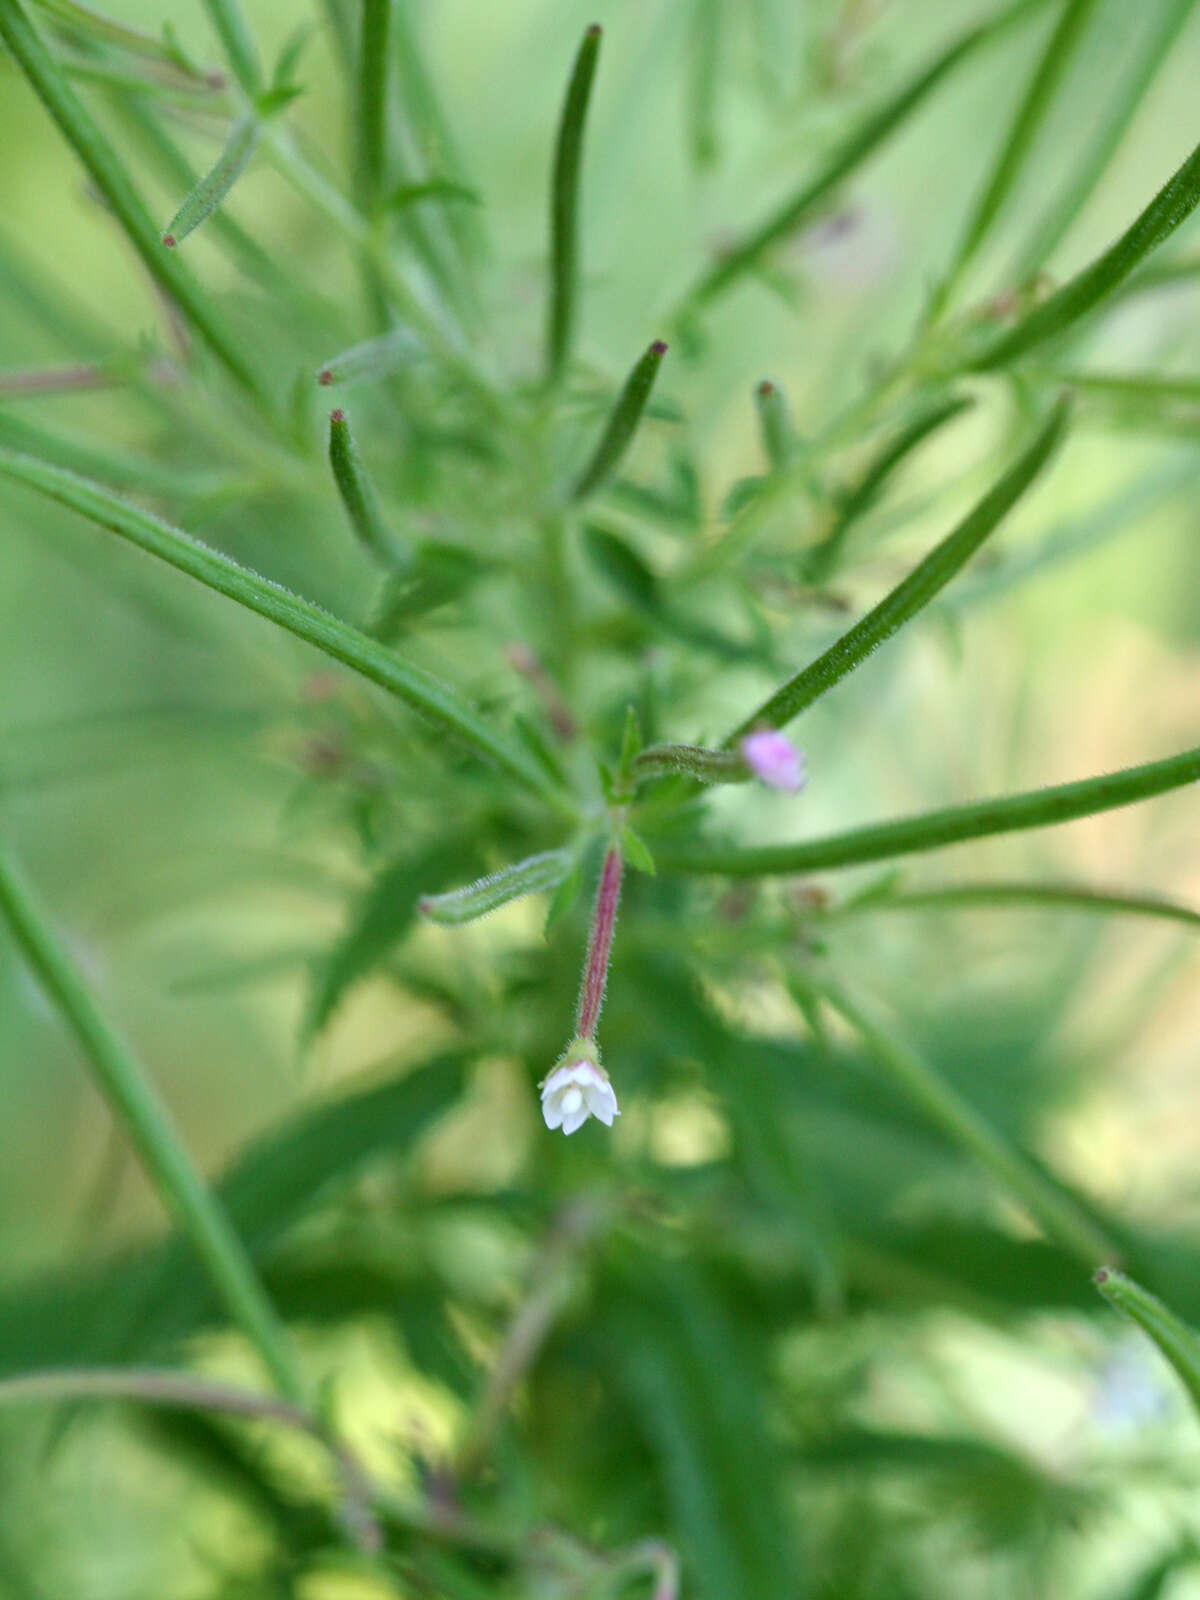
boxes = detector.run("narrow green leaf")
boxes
[619,826,657,877]
[816,974,1115,1264]
[30,0,221,78]
[677,0,1052,313]
[805,394,973,581]
[327,407,408,568]
[0,448,567,807]
[932,0,1103,315]
[833,880,1200,929]
[418,849,572,925]
[582,522,661,610]
[726,397,1069,741]
[654,743,1200,877]
[543,857,583,934]
[201,0,261,94]
[970,135,1200,370]
[754,379,794,470]
[687,0,720,169]
[570,340,669,501]
[0,847,306,1405]
[546,24,602,384]
[1017,0,1199,275]
[388,178,481,211]
[315,326,421,387]
[1052,369,1200,407]
[1095,1268,1200,1417]
[356,0,392,210]
[307,843,474,1033]
[161,113,258,248]
[0,0,269,406]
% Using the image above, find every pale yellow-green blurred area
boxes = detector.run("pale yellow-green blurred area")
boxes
[1,1,1200,1596]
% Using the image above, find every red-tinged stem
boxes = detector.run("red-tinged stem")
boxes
[576,845,623,1039]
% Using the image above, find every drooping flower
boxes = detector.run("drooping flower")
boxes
[541,1046,619,1135]
[740,729,807,792]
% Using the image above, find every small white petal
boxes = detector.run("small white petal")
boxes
[542,1095,565,1130]
[542,1062,576,1097]
[561,1104,590,1135]
[583,1080,618,1126]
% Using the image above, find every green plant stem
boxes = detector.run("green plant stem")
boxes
[0,447,571,812]
[356,0,392,211]
[724,398,1069,741]
[929,0,1102,319]
[200,0,261,95]
[812,972,1116,1265]
[830,881,1200,929]
[0,0,270,408]
[674,0,1052,315]
[1094,1269,1200,1416]
[0,852,306,1405]
[547,24,601,384]
[654,744,1200,877]
[968,134,1200,370]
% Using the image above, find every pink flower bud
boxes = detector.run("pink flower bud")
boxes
[739,729,807,792]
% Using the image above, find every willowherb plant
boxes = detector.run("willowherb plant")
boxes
[1,0,1200,1595]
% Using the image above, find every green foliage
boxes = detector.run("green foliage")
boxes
[0,1,1198,1596]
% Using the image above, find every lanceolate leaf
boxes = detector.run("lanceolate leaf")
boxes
[1015,0,1199,274]
[0,0,269,405]
[931,0,1103,312]
[570,340,669,501]
[418,849,573,925]
[161,113,259,248]
[546,24,602,383]
[969,134,1200,370]
[0,448,566,806]
[676,0,1053,312]
[306,843,480,1033]
[725,398,1069,740]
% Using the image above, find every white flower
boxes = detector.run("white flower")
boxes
[541,1055,619,1135]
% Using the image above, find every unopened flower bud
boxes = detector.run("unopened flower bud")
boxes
[739,729,807,792]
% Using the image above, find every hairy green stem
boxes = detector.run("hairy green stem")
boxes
[654,744,1200,877]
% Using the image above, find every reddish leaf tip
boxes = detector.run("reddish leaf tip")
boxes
[1094,1267,1111,1285]
[757,379,775,396]
[650,340,669,356]
[317,369,334,386]
[585,22,602,37]
[161,234,177,249]
[330,408,345,423]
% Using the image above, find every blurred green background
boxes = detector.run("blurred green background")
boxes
[1,1,1200,1596]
